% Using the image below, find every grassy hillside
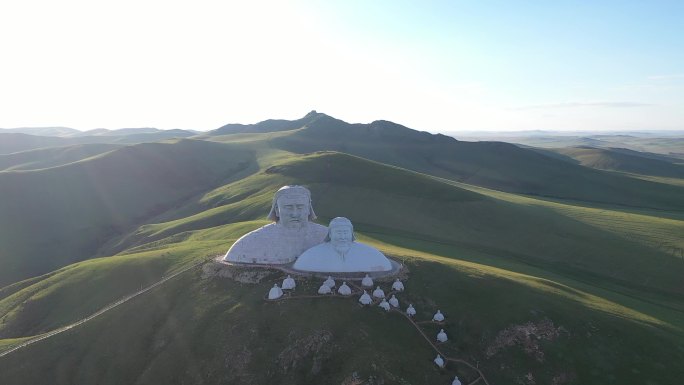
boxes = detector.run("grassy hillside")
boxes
[0,133,72,154]
[0,130,197,154]
[0,143,122,171]
[464,134,684,160]
[0,139,256,286]
[547,146,684,178]
[207,112,684,212]
[101,152,684,297]
[0,127,81,137]
[1,130,683,383]
[211,110,323,135]
[0,220,682,384]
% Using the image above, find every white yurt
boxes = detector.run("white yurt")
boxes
[359,290,372,305]
[452,375,462,385]
[372,286,385,299]
[378,299,390,311]
[391,278,404,291]
[323,276,336,288]
[318,284,332,295]
[432,310,445,322]
[388,294,399,308]
[361,274,374,288]
[282,275,296,290]
[434,354,445,368]
[268,284,283,300]
[338,281,352,296]
[406,304,416,317]
[437,329,448,342]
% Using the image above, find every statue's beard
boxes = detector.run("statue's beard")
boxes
[332,241,352,257]
[280,218,306,230]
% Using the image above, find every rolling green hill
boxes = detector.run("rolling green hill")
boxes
[463,134,684,160]
[0,197,682,384]
[106,152,684,296]
[0,130,197,155]
[546,146,684,178]
[0,139,256,287]
[209,112,684,212]
[1,122,683,384]
[0,143,122,171]
[0,127,81,137]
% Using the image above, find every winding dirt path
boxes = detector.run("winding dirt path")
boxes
[0,257,213,358]
[266,274,491,385]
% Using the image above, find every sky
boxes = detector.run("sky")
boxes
[1,0,683,133]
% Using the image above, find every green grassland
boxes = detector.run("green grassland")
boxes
[1,120,683,384]
[0,139,256,286]
[99,152,684,297]
[543,146,684,179]
[470,134,684,161]
[200,112,684,211]
[0,220,682,384]
[0,143,123,171]
[0,130,197,155]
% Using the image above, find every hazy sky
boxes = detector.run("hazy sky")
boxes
[1,0,683,133]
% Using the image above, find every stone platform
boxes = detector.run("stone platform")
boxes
[216,256,404,281]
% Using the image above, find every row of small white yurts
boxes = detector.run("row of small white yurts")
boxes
[268,275,463,385]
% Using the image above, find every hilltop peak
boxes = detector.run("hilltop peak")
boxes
[303,110,321,119]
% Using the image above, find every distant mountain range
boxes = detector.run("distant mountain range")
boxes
[0,126,200,137]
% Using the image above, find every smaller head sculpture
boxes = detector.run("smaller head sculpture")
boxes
[267,185,317,229]
[325,217,356,256]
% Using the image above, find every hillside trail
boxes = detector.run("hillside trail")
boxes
[2,260,491,385]
[0,256,214,359]
[267,275,491,385]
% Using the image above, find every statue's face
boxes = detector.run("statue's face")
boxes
[276,195,309,229]
[330,225,353,247]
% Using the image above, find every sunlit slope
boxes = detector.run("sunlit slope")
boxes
[108,152,684,295]
[0,222,239,339]
[0,143,122,171]
[2,151,683,383]
[478,134,684,160]
[0,130,197,154]
[0,225,682,384]
[548,146,684,178]
[0,133,72,154]
[210,112,684,211]
[0,139,256,286]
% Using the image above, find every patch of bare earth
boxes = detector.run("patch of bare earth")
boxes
[485,318,566,362]
[201,262,271,283]
[277,329,334,375]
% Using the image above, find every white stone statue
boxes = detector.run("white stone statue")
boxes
[452,376,461,385]
[318,283,332,295]
[391,278,404,291]
[437,329,448,342]
[434,354,445,368]
[282,275,296,290]
[338,281,352,296]
[378,298,390,311]
[223,186,327,264]
[372,286,385,299]
[433,310,445,322]
[293,217,393,272]
[361,274,374,288]
[406,304,416,317]
[359,290,372,305]
[388,294,399,308]
[268,284,283,300]
[323,275,336,288]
